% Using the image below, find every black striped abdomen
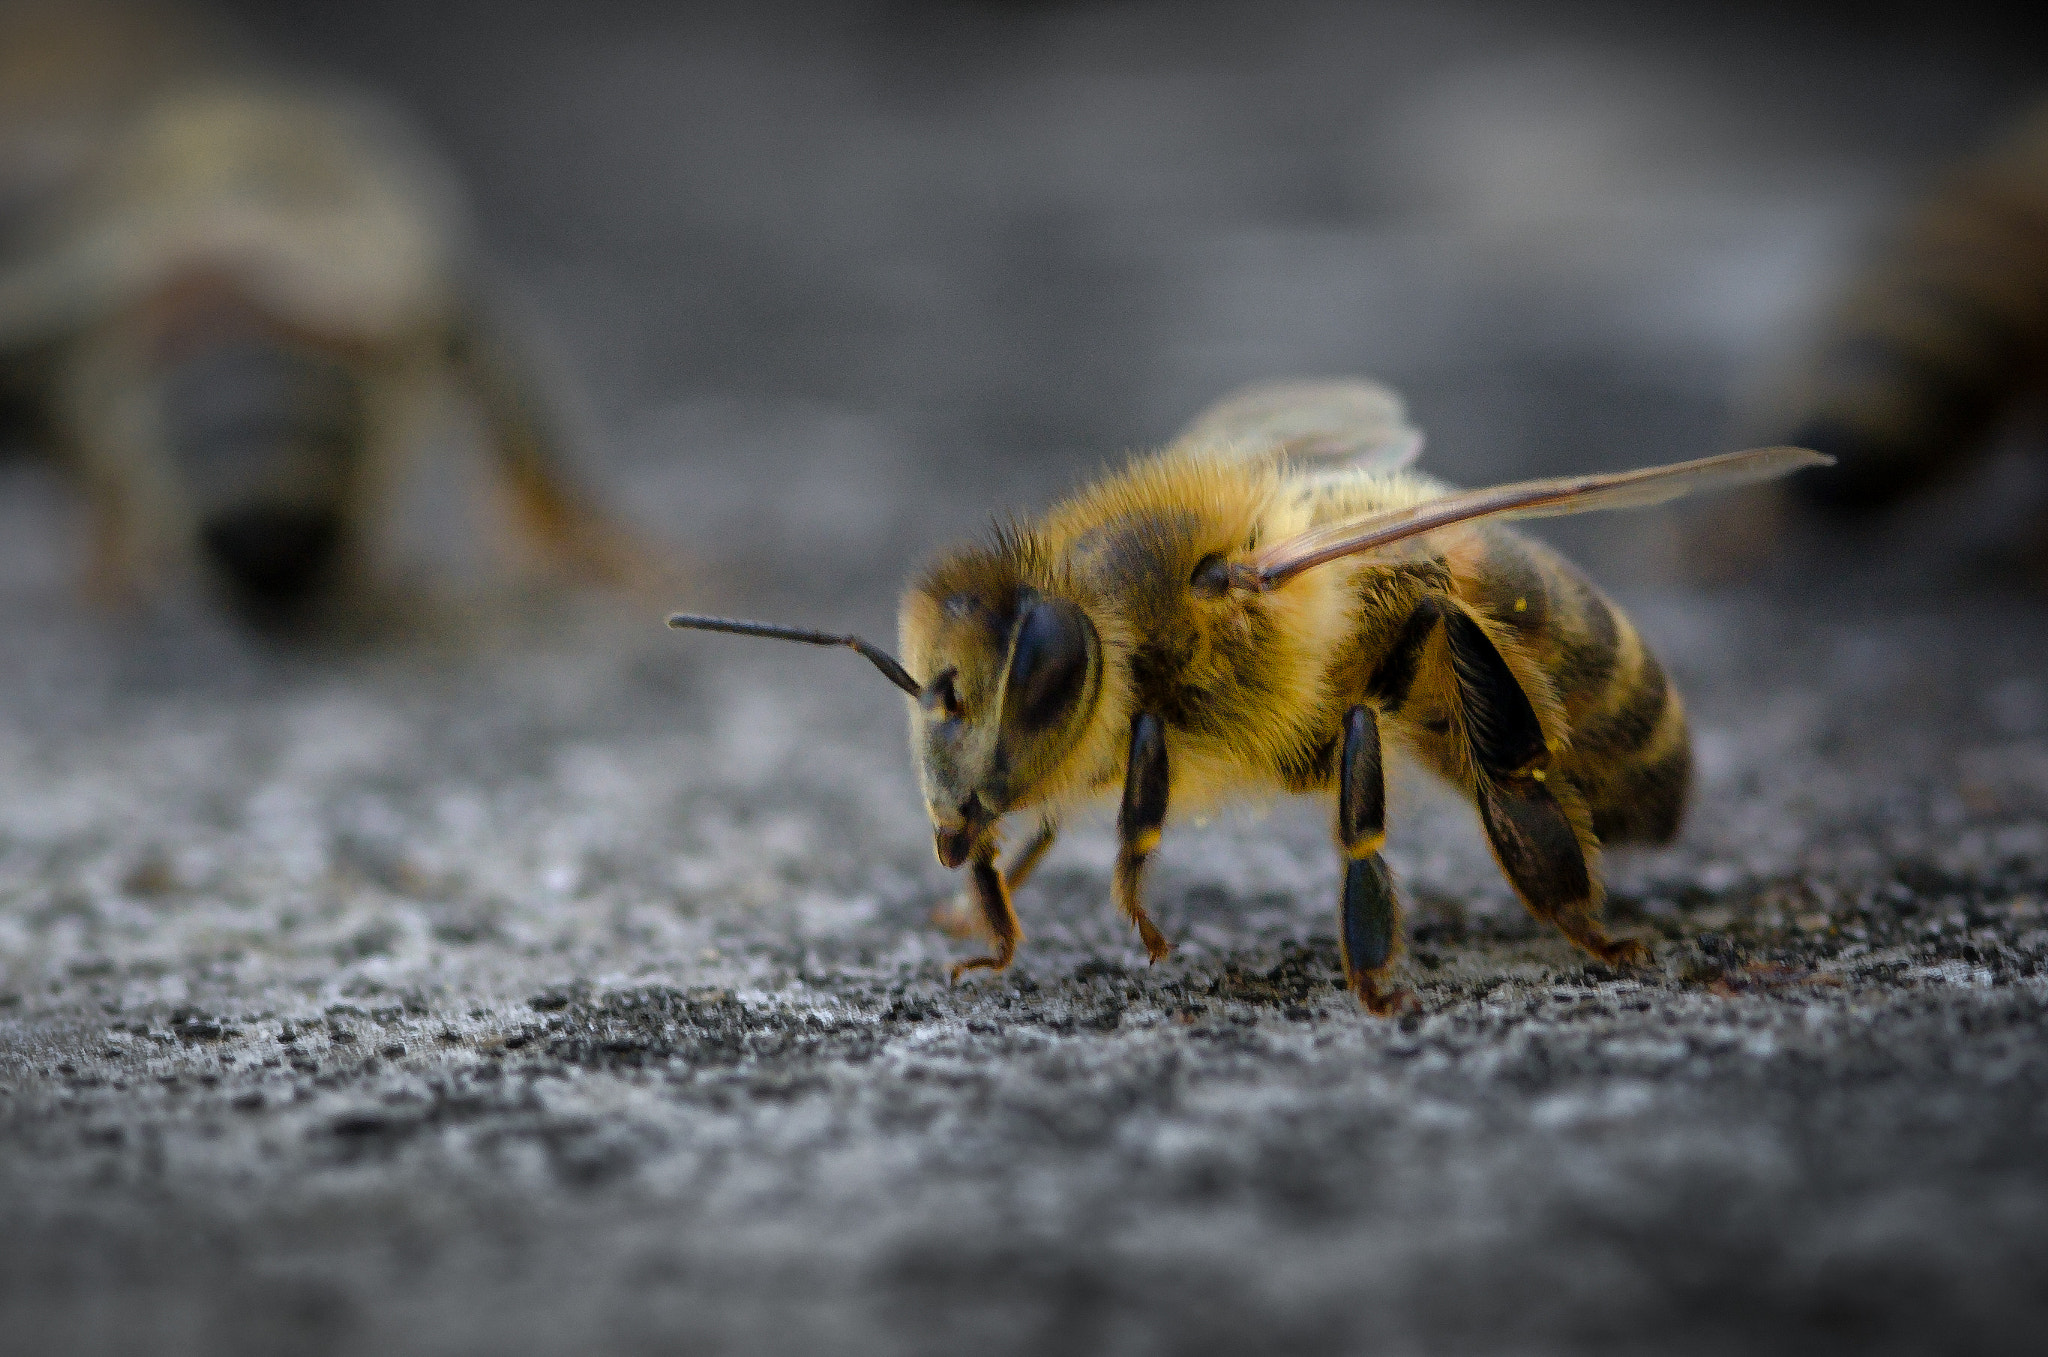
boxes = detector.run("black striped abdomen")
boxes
[1460,529,1690,845]
[161,330,365,604]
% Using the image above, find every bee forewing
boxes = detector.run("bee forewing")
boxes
[1246,445,1833,587]
[1485,445,1835,520]
[1171,378,1425,473]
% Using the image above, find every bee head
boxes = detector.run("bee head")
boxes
[900,553,1102,867]
[666,545,1104,872]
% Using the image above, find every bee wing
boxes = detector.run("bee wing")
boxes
[1172,379,1425,473]
[1243,445,1833,588]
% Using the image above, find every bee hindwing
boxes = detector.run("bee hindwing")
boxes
[1171,378,1424,473]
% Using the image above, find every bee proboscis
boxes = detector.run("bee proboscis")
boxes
[670,380,1826,1012]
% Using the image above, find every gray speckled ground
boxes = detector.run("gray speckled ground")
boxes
[6,3,2048,1354]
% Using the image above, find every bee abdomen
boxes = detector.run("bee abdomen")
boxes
[1575,648,1672,757]
[1569,649,1692,845]
[1586,738,1692,845]
[1456,531,1692,845]
[160,334,364,604]
[198,505,346,603]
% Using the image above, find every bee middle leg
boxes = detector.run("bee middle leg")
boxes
[1114,712,1172,963]
[932,819,1056,940]
[1336,704,1413,1015]
[1443,604,1649,968]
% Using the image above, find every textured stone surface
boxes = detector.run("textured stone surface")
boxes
[4,3,2048,1354]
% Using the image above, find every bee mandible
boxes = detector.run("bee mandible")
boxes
[671,381,1827,1012]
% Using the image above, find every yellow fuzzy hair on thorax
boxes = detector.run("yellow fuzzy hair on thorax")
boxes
[1016,451,1446,818]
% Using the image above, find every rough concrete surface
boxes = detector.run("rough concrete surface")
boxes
[5,3,2048,1354]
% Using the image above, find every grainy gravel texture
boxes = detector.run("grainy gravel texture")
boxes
[5,3,2048,1355]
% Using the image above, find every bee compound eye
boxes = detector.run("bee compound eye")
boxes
[1190,553,1232,597]
[1007,597,1094,733]
[924,669,964,720]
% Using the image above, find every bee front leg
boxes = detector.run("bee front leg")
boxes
[1337,704,1412,1015]
[932,819,1056,940]
[1443,605,1649,968]
[948,850,1023,982]
[1115,712,1172,963]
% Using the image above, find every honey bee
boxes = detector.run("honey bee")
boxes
[0,73,647,620]
[1752,99,2048,518]
[670,381,1826,1012]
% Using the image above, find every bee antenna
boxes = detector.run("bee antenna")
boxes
[666,612,922,697]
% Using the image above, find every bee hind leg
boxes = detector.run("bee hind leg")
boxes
[1443,603,1650,969]
[1476,775,1648,967]
[1114,713,1172,963]
[1337,704,1413,1015]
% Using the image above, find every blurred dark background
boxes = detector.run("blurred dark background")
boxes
[5,5,2048,1356]
[86,0,2048,603]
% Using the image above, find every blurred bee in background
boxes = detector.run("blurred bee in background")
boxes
[0,0,225,432]
[0,2,652,624]
[0,0,228,217]
[1733,98,2048,550]
[670,381,1826,1012]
